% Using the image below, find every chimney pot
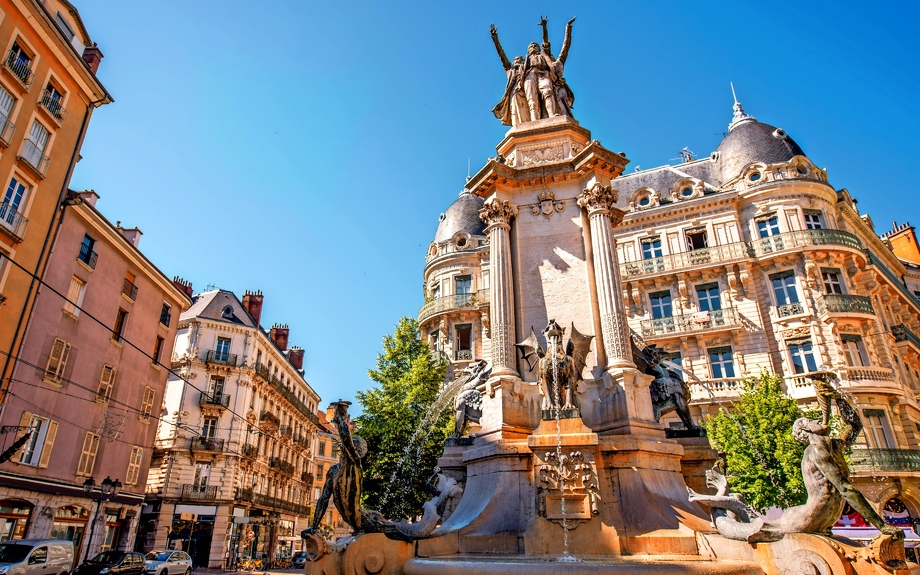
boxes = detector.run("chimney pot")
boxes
[82,42,103,74]
[270,323,289,351]
[288,346,305,370]
[171,277,193,298]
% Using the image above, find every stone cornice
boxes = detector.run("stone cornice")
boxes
[469,141,629,198]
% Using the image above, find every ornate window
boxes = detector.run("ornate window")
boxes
[821,268,844,294]
[708,346,735,379]
[649,290,672,319]
[787,339,817,374]
[804,210,823,229]
[841,334,867,367]
[696,283,721,312]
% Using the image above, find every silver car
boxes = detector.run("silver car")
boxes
[143,552,190,575]
[0,539,75,575]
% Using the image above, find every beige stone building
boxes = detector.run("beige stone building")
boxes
[143,290,321,568]
[421,101,920,532]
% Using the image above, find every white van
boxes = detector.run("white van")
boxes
[0,539,75,575]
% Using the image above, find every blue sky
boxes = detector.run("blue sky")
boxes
[69,1,920,408]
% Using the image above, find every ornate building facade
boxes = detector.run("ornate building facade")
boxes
[143,290,321,568]
[422,100,920,532]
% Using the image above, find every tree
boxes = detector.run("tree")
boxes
[703,371,816,513]
[355,317,449,521]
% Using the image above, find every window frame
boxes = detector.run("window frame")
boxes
[96,364,116,403]
[769,271,800,306]
[804,210,823,230]
[787,338,818,374]
[708,346,736,379]
[139,386,155,421]
[112,309,128,342]
[44,337,71,384]
[125,446,143,485]
[62,275,86,317]
[649,290,673,319]
[821,268,845,295]
[641,237,663,260]
[696,283,721,312]
[76,432,101,476]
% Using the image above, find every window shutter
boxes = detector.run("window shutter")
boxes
[97,365,115,402]
[37,420,58,468]
[140,387,155,420]
[12,411,32,462]
[63,277,84,316]
[77,432,100,476]
[45,338,71,383]
[126,446,142,485]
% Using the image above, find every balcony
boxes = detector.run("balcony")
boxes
[849,449,920,473]
[815,294,874,318]
[198,392,230,409]
[268,375,319,424]
[241,444,258,458]
[190,436,225,452]
[17,139,49,179]
[0,116,15,147]
[418,289,490,325]
[181,484,218,501]
[269,457,295,476]
[250,492,311,516]
[236,487,254,502]
[892,324,920,352]
[279,425,293,439]
[301,472,314,484]
[254,361,270,381]
[122,278,138,301]
[77,245,98,270]
[621,242,751,278]
[455,349,473,361]
[775,302,806,318]
[640,308,742,339]
[4,49,34,89]
[837,366,896,384]
[260,410,280,428]
[689,377,743,401]
[751,229,862,257]
[0,201,28,241]
[206,349,237,366]
[39,90,66,122]
[293,435,311,451]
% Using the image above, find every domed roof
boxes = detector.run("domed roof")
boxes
[715,101,805,184]
[434,190,486,243]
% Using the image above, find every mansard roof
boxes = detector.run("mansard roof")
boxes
[714,119,805,183]
[181,289,256,327]
[433,190,487,243]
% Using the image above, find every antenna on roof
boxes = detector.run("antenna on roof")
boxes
[467,158,471,182]
[727,81,754,131]
[730,81,739,105]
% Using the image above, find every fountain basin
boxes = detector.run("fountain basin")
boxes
[403,555,764,575]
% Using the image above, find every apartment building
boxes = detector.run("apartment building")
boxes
[0,0,112,403]
[143,290,321,568]
[0,189,190,560]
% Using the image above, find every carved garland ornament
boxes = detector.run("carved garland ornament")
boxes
[479,198,518,229]
[577,183,619,215]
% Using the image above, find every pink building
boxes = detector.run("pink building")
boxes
[0,190,191,561]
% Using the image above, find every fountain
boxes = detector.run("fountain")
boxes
[301,16,914,575]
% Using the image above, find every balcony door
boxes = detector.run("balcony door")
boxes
[1,177,25,226]
[0,86,13,124]
[862,409,894,449]
[23,120,48,166]
[193,462,211,491]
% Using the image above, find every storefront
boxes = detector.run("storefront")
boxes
[0,500,32,541]
[275,520,295,561]
[101,514,123,551]
[51,505,89,560]
[168,510,215,569]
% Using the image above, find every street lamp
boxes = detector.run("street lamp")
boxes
[82,476,122,562]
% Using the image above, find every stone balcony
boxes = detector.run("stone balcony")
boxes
[190,436,226,453]
[639,308,742,340]
[198,392,230,410]
[849,448,920,473]
[619,229,863,280]
[418,290,489,325]
[180,484,217,501]
[689,377,744,401]
[892,324,920,353]
[785,367,898,400]
[815,294,875,320]
[620,242,750,279]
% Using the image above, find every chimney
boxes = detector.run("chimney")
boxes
[241,290,264,326]
[288,346,304,370]
[82,43,103,74]
[270,323,289,351]
[172,276,193,298]
[114,221,142,247]
[326,404,336,422]
[77,189,99,207]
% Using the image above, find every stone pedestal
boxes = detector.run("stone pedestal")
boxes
[674,435,721,496]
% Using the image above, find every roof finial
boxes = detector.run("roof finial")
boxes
[728,82,754,131]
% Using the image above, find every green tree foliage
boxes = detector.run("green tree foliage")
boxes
[355,317,449,520]
[703,371,815,513]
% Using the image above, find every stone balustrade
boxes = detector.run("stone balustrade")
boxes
[417,289,490,325]
[816,294,875,317]
[640,308,741,339]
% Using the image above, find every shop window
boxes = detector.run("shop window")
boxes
[0,499,32,541]
[50,505,88,557]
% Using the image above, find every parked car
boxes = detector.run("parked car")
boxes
[0,539,74,575]
[74,551,145,575]
[143,551,191,575]
[291,552,308,569]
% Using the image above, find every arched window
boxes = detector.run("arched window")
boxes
[0,499,33,541]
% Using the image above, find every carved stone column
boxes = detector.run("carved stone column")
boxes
[479,198,519,377]
[578,184,633,369]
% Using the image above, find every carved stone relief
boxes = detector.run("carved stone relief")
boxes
[536,449,599,530]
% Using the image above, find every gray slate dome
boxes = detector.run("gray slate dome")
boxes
[434,191,486,243]
[715,119,805,184]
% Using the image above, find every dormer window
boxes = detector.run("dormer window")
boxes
[638,197,650,207]
[221,305,233,319]
[680,187,694,198]
[749,172,762,182]
[54,12,75,42]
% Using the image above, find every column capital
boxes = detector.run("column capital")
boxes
[479,198,518,231]
[577,183,621,218]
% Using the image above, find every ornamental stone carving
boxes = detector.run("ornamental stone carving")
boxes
[531,190,566,217]
[522,145,565,166]
[536,449,599,530]
[479,198,518,230]
[577,184,620,215]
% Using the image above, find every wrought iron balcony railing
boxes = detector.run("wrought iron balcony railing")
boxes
[190,436,225,452]
[122,278,138,301]
[815,294,874,316]
[864,249,920,314]
[39,90,66,121]
[78,244,98,269]
[849,449,920,473]
[301,472,314,484]
[621,242,752,278]
[269,457,295,475]
[455,349,473,361]
[279,425,293,438]
[5,49,34,88]
[892,324,920,350]
[751,229,862,256]
[18,139,49,178]
[0,116,15,147]
[198,392,230,409]
[181,484,218,500]
[776,302,806,318]
[0,201,28,241]
[293,435,311,450]
[268,375,319,424]
[241,444,258,458]
[254,361,270,380]
[206,349,237,366]
[640,308,741,338]
[418,289,490,325]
